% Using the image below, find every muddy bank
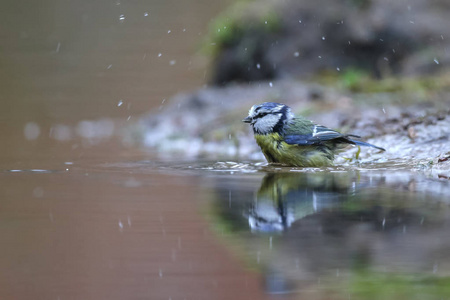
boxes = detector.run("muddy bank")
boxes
[130,79,450,174]
[204,0,450,85]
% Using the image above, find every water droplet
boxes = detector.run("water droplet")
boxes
[158,53,162,57]
[294,51,299,57]
[117,100,123,107]
[336,67,340,71]
[144,12,149,17]
[269,82,273,87]
[434,58,440,64]
[107,64,112,69]
[119,14,125,21]
[256,63,261,69]
[167,30,171,34]
[322,36,326,40]
[169,60,176,65]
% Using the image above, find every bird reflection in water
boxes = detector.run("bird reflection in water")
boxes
[247,172,356,232]
[211,171,450,297]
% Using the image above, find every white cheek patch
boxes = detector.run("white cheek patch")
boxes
[253,114,280,134]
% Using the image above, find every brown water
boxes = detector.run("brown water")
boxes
[0,0,269,299]
[2,1,450,300]
[0,160,270,300]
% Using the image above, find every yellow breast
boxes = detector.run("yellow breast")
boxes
[254,133,334,167]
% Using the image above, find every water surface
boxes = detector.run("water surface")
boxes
[2,155,450,299]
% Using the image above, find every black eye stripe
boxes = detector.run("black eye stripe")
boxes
[256,112,269,118]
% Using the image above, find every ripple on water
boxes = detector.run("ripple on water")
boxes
[5,169,63,174]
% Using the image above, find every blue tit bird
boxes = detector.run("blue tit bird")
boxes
[243,102,385,167]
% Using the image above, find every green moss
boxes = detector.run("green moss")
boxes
[203,1,282,57]
[349,271,450,300]
[348,0,372,9]
[341,68,372,91]
[318,68,450,96]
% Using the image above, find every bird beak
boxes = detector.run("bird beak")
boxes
[242,116,252,123]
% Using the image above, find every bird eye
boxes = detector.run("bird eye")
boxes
[256,111,268,118]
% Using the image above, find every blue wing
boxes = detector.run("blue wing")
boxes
[284,124,385,151]
[284,134,321,145]
[284,125,349,145]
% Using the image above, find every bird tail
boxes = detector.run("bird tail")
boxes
[350,139,385,151]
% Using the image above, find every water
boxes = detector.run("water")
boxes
[2,153,450,299]
[167,162,450,299]
[0,156,266,300]
[205,165,450,298]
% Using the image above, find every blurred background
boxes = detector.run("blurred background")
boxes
[0,0,233,164]
[1,0,450,299]
[1,0,449,162]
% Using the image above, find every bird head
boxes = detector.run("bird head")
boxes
[243,102,293,134]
